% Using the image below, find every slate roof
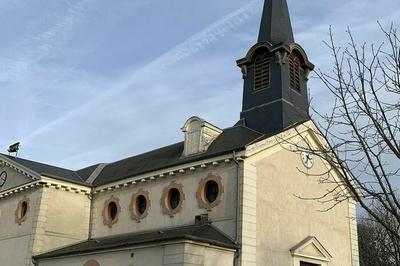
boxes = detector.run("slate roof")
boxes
[92,125,263,186]
[1,154,86,185]
[258,0,294,45]
[1,125,263,187]
[76,164,102,182]
[34,223,237,260]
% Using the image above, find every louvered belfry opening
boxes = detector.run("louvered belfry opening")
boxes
[253,51,270,91]
[289,53,301,92]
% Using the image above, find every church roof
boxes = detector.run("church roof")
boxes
[76,163,102,181]
[1,154,86,185]
[92,124,262,186]
[34,223,237,260]
[2,125,262,187]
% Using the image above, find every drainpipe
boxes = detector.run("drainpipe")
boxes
[232,151,242,266]
[88,188,95,240]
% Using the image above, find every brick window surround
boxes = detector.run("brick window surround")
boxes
[196,174,224,211]
[161,181,185,217]
[102,196,121,228]
[84,260,100,266]
[15,196,30,225]
[130,188,151,223]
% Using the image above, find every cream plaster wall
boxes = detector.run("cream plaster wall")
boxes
[38,241,235,266]
[0,188,41,266]
[92,164,238,239]
[32,187,91,255]
[38,248,162,266]
[252,144,353,266]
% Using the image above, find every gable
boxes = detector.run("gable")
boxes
[244,120,361,199]
[0,155,40,193]
[290,236,332,262]
[0,165,34,192]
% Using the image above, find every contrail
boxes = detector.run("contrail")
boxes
[0,0,97,82]
[19,0,262,146]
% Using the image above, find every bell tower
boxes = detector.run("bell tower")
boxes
[237,0,314,134]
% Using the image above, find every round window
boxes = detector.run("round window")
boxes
[205,180,219,203]
[102,196,120,228]
[137,195,147,215]
[84,260,100,266]
[130,189,151,222]
[108,202,118,221]
[197,174,224,211]
[168,188,181,210]
[15,197,30,225]
[20,201,28,218]
[161,182,185,216]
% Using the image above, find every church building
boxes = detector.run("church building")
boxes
[0,1,359,265]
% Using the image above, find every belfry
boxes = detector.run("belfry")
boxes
[237,0,314,134]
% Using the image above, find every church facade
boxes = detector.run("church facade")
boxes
[0,1,359,266]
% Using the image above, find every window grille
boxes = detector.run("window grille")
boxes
[289,53,301,92]
[254,52,270,91]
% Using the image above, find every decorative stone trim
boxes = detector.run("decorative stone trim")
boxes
[197,174,224,211]
[102,195,121,228]
[84,260,100,266]
[130,188,151,223]
[93,155,239,194]
[0,157,39,180]
[291,236,332,266]
[0,178,91,201]
[15,196,30,225]
[161,181,185,217]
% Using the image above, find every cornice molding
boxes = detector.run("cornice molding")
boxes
[93,153,244,194]
[0,154,40,181]
[0,177,91,200]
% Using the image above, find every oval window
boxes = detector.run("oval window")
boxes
[15,197,30,225]
[20,201,28,218]
[169,188,181,210]
[108,202,118,221]
[102,197,120,227]
[161,182,185,216]
[130,190,151,222]
[205,180,219,203]
[197,174,224,211]
[137,195,147,215]
[84,259,100,266]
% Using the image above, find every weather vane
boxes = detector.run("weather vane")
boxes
[8,142,21,157]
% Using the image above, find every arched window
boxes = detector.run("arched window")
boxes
[253,51,270,91]
[289,53,301,92]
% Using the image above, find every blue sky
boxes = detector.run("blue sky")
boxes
[0,0,399,170]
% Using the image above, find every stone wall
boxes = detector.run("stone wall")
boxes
[92,163,238,240]
[251,138,354,265]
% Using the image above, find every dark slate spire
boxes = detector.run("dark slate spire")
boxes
[236,0,314,134]
[258,0,294,45]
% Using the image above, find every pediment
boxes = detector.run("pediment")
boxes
[0,155,39,192]
[290,236,332,262]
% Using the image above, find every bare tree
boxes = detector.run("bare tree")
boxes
[358,204,400,265]
[283,24,400,242]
